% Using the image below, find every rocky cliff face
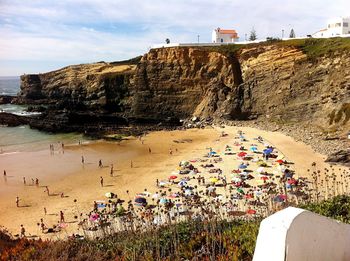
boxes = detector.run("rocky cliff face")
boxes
[19,61,136,112]
[129,48,243,120]
[18,41,350,133]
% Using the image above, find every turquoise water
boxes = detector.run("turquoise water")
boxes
[0,77,86,153]
[0,125,85,153]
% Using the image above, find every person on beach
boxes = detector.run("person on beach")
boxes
[31,178,34,186]
[110,164,114,177]
[100,176,104,187]
[60,211,65,223]
[20,225,25,238]
[23,177,26,185]
[169,148,173,155]
[3,170,6,177]
[44,207,47,215]
[61,192,64,198]
[16,196,19,207]
[81,156,85,164]
[35,178,39,187]
[148,148,151,154]
[99,160,103,168]
[130,160,133,168]
[44,186,50,196]
[93,201,98,211]
[40,218,47,233]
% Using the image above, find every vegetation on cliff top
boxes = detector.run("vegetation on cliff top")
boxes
[205,37,350,59]
[1,195,350,261]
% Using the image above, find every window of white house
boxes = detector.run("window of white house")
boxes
[221,38,223,42]
[344,22,349,27]
[336,23,341,27]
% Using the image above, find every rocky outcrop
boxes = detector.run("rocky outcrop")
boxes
[325,150,350,165]
[0,112,29,126]
[19,60,138,112]
[0,95,15,105]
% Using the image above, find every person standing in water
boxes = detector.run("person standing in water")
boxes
[110,164,114,177]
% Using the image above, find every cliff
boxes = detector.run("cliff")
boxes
[18,38,350,134]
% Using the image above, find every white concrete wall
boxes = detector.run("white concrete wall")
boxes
[253,207,350,261]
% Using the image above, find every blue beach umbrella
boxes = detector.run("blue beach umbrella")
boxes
[238,163,248,169]
[263,148,273,155]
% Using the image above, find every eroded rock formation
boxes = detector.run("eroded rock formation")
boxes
[18,42,350,134]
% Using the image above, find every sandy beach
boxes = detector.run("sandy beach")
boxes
[0,126,347,238]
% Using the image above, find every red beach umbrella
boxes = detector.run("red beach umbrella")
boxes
[287,178,297,185]
[276,159,284,164]
[237,152,247,157]
[246,209,256,215]
[260,176,269,181]
[169,175,178,180]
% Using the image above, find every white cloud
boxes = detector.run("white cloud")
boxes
[0,0,350,75]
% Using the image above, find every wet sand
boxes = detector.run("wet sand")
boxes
[0,126,346,238]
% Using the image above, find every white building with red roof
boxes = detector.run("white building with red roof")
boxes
[212,27,239,43]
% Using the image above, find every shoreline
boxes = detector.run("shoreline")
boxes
[0,125,348,239]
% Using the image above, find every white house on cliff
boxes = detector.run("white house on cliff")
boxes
[212,28,239,43]
[313,17,350,37]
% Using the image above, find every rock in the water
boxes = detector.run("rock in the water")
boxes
[0,112,29,126]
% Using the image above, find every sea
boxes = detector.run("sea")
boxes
[0,76,85,153]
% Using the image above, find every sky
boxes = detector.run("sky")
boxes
[0,0,349,76]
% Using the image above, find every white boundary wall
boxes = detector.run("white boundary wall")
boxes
[253,207,350,261]
[151,35,350,50]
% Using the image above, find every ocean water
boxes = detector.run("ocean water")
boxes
[0,76,85,153]
[0,76,20,96]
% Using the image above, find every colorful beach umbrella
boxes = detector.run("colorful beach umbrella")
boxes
[246,209,256,215]
[238,163,248,169]
[276,159,284,164]
[209,177,219,183]
[250,146,258,152]
[169,175,177,180]
[237,152,247,157]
